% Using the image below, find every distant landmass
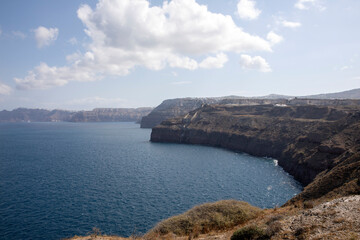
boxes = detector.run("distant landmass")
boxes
[141,88,360,128]
[3,88,360,124]
[302,88,360,99]
[253,88,360,99]
[0,107,153,123]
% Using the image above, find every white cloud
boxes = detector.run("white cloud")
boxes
[16,0,272,90]
[237,0,261,20]
[199,53,228,69]
[33,26,59,48]
[0,27,2,36]
[273,16,301,29]
[281,20,301,28]
[266,31,283,45]
[167,55,198,70]
[15,62,99,90]
[239,54,271,72]
[295,0,326,11]
[12,31,26,39]
[0,82,12,95]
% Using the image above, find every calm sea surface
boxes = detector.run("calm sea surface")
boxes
[0,122,302,239]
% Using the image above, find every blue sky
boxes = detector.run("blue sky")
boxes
[0,0,359,110]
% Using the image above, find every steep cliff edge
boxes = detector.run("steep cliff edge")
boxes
[140,98,220,128]
[151,104,360,201]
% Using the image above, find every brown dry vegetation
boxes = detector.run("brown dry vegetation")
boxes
[145,200,261,238]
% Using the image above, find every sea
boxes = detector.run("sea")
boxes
[0,122,302,240]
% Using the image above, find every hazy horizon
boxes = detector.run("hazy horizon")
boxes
[1,0,359,110]
[1,86,360,111]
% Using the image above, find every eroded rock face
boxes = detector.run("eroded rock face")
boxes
[140,98,219,128]
[151,104,360,200]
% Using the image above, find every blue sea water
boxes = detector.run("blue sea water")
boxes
[0,122,302,240]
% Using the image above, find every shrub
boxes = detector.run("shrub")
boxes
[265,214,283,225]
[303,201,314,209]
[294,227,309,240]
[265,221,282,237]
[264,214,283,237]
[147,200,261,236]
[231,225,268,240]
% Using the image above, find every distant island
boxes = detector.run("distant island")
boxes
[0,107,153,123]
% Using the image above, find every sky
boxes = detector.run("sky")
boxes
[0,0,359,110]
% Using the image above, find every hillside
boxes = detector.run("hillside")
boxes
[68,194,360,240]
[141,88,360,128]
[303,88,360,99]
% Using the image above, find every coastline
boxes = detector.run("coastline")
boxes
[151,104,360,203]
[66,103,360,239]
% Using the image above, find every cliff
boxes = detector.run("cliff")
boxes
[69,108,153,122]
[0,107,152,123]
[151,104,360,201]
[141,97,296,129]
[140,98,219,128]
[141,97,360,128]
[0,108,74,122]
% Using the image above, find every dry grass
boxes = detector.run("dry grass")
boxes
[146,200,261,237]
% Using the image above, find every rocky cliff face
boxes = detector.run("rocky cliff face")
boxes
[141,97,360,128]
[69,108,153,122]
[140,98,219,128]
[151,104,360,201]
